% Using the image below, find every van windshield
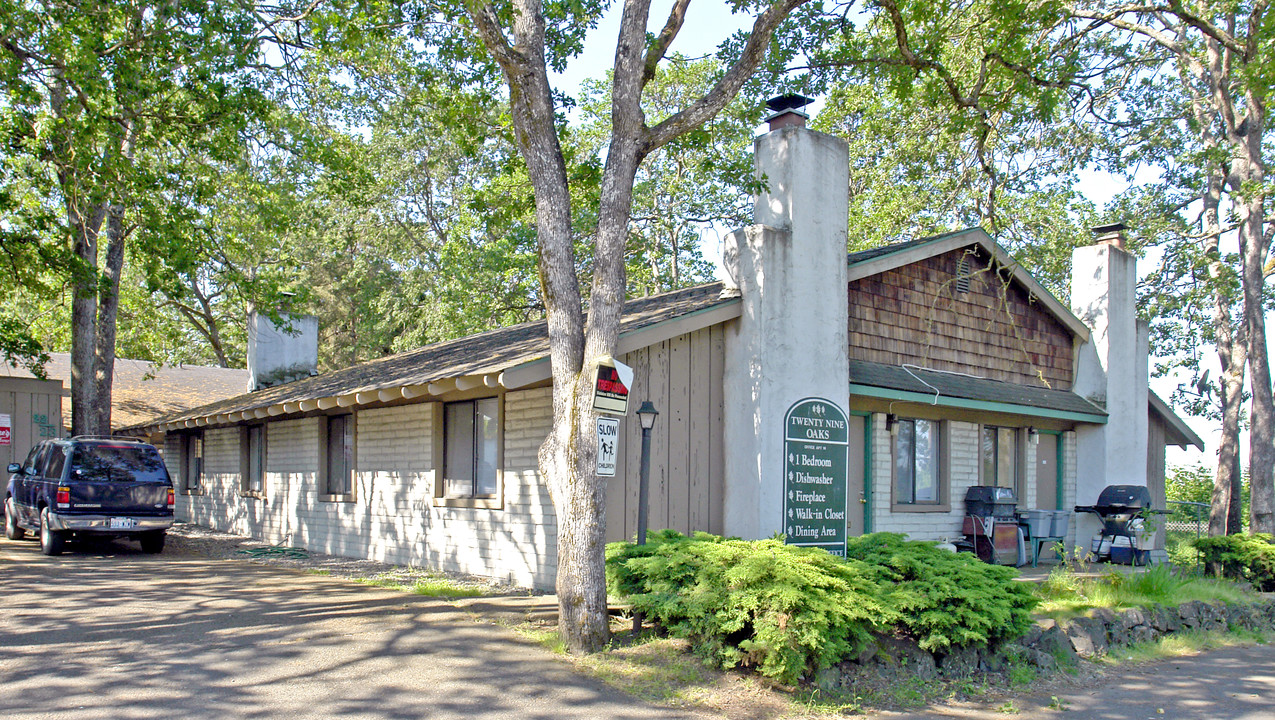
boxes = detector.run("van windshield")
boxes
[69,445,169,483]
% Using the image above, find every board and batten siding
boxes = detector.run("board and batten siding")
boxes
[606,324,727,543]
[0,377,64,467]
[848,246,1075,390]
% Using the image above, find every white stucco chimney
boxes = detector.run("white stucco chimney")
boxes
[721,95,851,541]
[247,308,319,392]
[1070,223,1149,533]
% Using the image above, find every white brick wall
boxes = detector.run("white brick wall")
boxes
[168,386,558,590]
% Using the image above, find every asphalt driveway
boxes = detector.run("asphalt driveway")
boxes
[0,534,712,720]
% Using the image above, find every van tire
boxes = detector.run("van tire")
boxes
[139,530,165,554]
[39,506,64,556]
[4,497,22,540]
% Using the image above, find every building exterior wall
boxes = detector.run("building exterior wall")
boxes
[847,247,1074,390]
[0,377,64,467]
[167,386,557,590]
[607,325,727,542]
[864,410,1063,545]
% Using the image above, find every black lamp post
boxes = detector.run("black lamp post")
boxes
[633,400,658,635]
[635,401,658,548]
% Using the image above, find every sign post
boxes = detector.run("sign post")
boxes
[783,398,850,556]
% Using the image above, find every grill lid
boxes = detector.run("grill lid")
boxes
[1094,484,1153,510]
[965,486,1017,504]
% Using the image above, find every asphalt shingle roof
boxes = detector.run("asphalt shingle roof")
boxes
[1,354,249,431]
[131,282,734,430]
[848,360,1107,417]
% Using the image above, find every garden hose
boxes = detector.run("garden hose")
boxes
[238,545,310,560]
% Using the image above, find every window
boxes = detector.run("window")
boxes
[43,444,66,480]
[323,415,354,500]
[181,433,203,493]
[981,426,1021,493]
[242,425,266,497]
[23,442,47,475]
[894,418,942,506]
[442,398,499,499]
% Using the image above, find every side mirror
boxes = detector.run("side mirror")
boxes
[6,463,19,474]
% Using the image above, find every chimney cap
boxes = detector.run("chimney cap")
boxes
[1090,222,1128,236]
[765,93,814,114]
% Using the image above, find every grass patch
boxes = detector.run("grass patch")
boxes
[351,575,485,598]
[1094,627,1270,666]
[574,636,721,705]
[1034,564,1257,620]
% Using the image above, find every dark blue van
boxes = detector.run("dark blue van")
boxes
[3,436,174,555]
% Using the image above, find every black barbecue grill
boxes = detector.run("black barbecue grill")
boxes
[1074,484,1163,565]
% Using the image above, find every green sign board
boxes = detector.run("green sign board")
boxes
[783,398,849,556]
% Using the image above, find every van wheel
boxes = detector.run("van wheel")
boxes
[4,497,23,540]
[39,507,64,556]
[139,530,165,554]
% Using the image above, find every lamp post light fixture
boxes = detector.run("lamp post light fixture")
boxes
[633,400,658,635]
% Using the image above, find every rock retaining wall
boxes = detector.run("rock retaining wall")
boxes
[817,597,1275,690]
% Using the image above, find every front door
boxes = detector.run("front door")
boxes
[848,415,865,535]
[1036,433,1058,510]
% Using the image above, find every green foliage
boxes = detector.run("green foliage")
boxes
[1166,464,1249,522]
[1194,534,1275,591]
[607,531,1040,683]
[843,533,1038,652]
[607,530,893,684]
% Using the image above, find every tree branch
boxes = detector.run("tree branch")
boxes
[644,0,807,153]
[642,0,692,85]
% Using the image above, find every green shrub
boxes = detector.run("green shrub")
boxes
[607,531,1041,682]
[606,530,894,684]
[1194,533,1275,590]
[844,533,1038,652]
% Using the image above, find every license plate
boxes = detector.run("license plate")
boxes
[109,517,136,530]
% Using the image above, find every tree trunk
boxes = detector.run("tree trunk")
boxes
[91,204,127,434]
[464,0,806,654]
[1202,158,1245,537]
[1233,81,1271,533]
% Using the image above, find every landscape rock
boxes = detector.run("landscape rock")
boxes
[874,635,938,681]
[855,638,879,665]
[1117,608,1147,632]
[814,666,841,691]
[1036,625,1075,660]
[1178,600,1203,627]
[1019,623,1044,648]
[1064,616,1108,658]
[1021,648,1056,670]
[938,646,981,678]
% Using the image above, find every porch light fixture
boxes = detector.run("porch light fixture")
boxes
[1028,427,1039,445]
[887,413,898,437]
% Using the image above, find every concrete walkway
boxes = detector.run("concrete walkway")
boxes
[0,536,716,720]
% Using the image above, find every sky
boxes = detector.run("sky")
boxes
[554,1,1216,470]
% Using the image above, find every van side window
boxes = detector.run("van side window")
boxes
[23,443,47,475]
[43,445,66,480]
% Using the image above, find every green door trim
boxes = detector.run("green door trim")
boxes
[849,410,873,534]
